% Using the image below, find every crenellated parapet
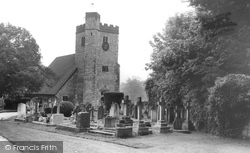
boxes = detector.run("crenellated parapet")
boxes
[76,23,119,34]
[76,24,85,34]
[100,23,119,34]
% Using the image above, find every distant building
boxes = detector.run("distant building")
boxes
[39,12,120,107]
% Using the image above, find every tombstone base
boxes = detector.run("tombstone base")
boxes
[25,115,34,123]
[182,120,195,131]
[104,116,116,128]
[75,127,90,132]
[156,120,171,133]
[137,121,152,135]
[14,118,26,123]
[120,116,133,126]
[182,120,189,130]
[173,129,191,134]
[144,121,152,127]
[116,126,133,138]
[56,124,90,133]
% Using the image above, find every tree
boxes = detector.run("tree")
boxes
[0,23,54,99]
[186,0,250,67]
[146,12,212,107]
[144,76,158,105]
[185,0,250,131]
[145,8,250,131]
[120,77,148,103]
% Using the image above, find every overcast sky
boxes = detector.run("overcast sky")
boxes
[1,0,193,83]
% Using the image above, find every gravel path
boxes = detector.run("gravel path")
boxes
[0,112,17,120]
[0,121,249,153]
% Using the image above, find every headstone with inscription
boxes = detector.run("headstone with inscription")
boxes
[173,106,182,130]
[97,105,104,119]
[132,105,138,119]
[17,103,26,118]
[76,112,90,131]
[151,109,157,122]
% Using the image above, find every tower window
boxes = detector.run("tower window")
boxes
[63,96,68,101]
[102,66,109,72]
[81,37,85,46]
[102,36,109,51]
[103,36,108,43]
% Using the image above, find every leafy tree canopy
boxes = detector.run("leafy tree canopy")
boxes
[120,77,148,103]
[0,23,54,99]
[145,8,250,124]
[186,0,250,52]
[145,0,250,135]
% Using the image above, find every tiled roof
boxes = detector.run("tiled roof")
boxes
[39,54,77,95]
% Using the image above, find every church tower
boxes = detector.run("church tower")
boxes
[75,12,120,106]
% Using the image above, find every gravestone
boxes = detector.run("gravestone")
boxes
[147,106,151,118]
[137,98,143,121]
[132,105,138,119]
[157,104,160,121]
[50,114,64,125]
[173,106,182,130]
[72,104,81,122]
[90,106,95,121]
[129,104,134,116]
[97,105,104,119]
[76,112,90,132]
[17,103,26,118]
[109,103,115,117]
[86,104,92,113]
[182,103,194,131]
[123,95,131,116]
[156,101,171,133]
[109,102,119,118]
[136,97,152,135]
[151,109,157,122]
[120,101,124,115]
[166,102,172,123]
[114,103,120,118]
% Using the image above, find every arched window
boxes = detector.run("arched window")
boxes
[81,37,85,46]
[103,36,108,43]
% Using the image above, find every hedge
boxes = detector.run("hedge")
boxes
[205,74,250,138]
[52,101,74,117]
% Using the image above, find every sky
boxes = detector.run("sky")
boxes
[1,0,193,83]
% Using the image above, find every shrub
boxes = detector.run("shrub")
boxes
[206,74,250,138]
[52,101,74,117]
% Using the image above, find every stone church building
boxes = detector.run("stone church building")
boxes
[40,12,120,107]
